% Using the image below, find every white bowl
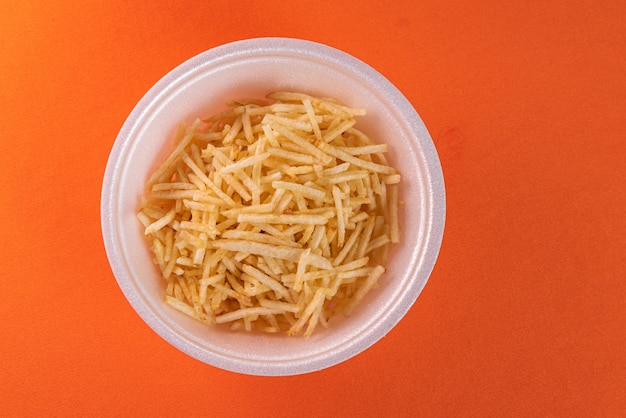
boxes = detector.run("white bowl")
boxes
[101,37,445,376]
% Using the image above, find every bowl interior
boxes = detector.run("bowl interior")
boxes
[102,38,444,376]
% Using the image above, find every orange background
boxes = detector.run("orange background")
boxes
[1,0,625,416]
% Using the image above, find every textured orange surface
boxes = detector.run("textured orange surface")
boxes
[1,1,625,416]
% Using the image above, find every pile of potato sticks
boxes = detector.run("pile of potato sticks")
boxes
[137,92,401,338]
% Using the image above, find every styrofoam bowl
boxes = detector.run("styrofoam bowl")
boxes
[101,37,445,376]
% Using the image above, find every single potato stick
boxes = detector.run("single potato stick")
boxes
[138,92,402,338]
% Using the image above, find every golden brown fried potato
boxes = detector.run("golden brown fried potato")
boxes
[138,92,401,337]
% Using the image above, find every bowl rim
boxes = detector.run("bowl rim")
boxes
[101,37,446,376]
